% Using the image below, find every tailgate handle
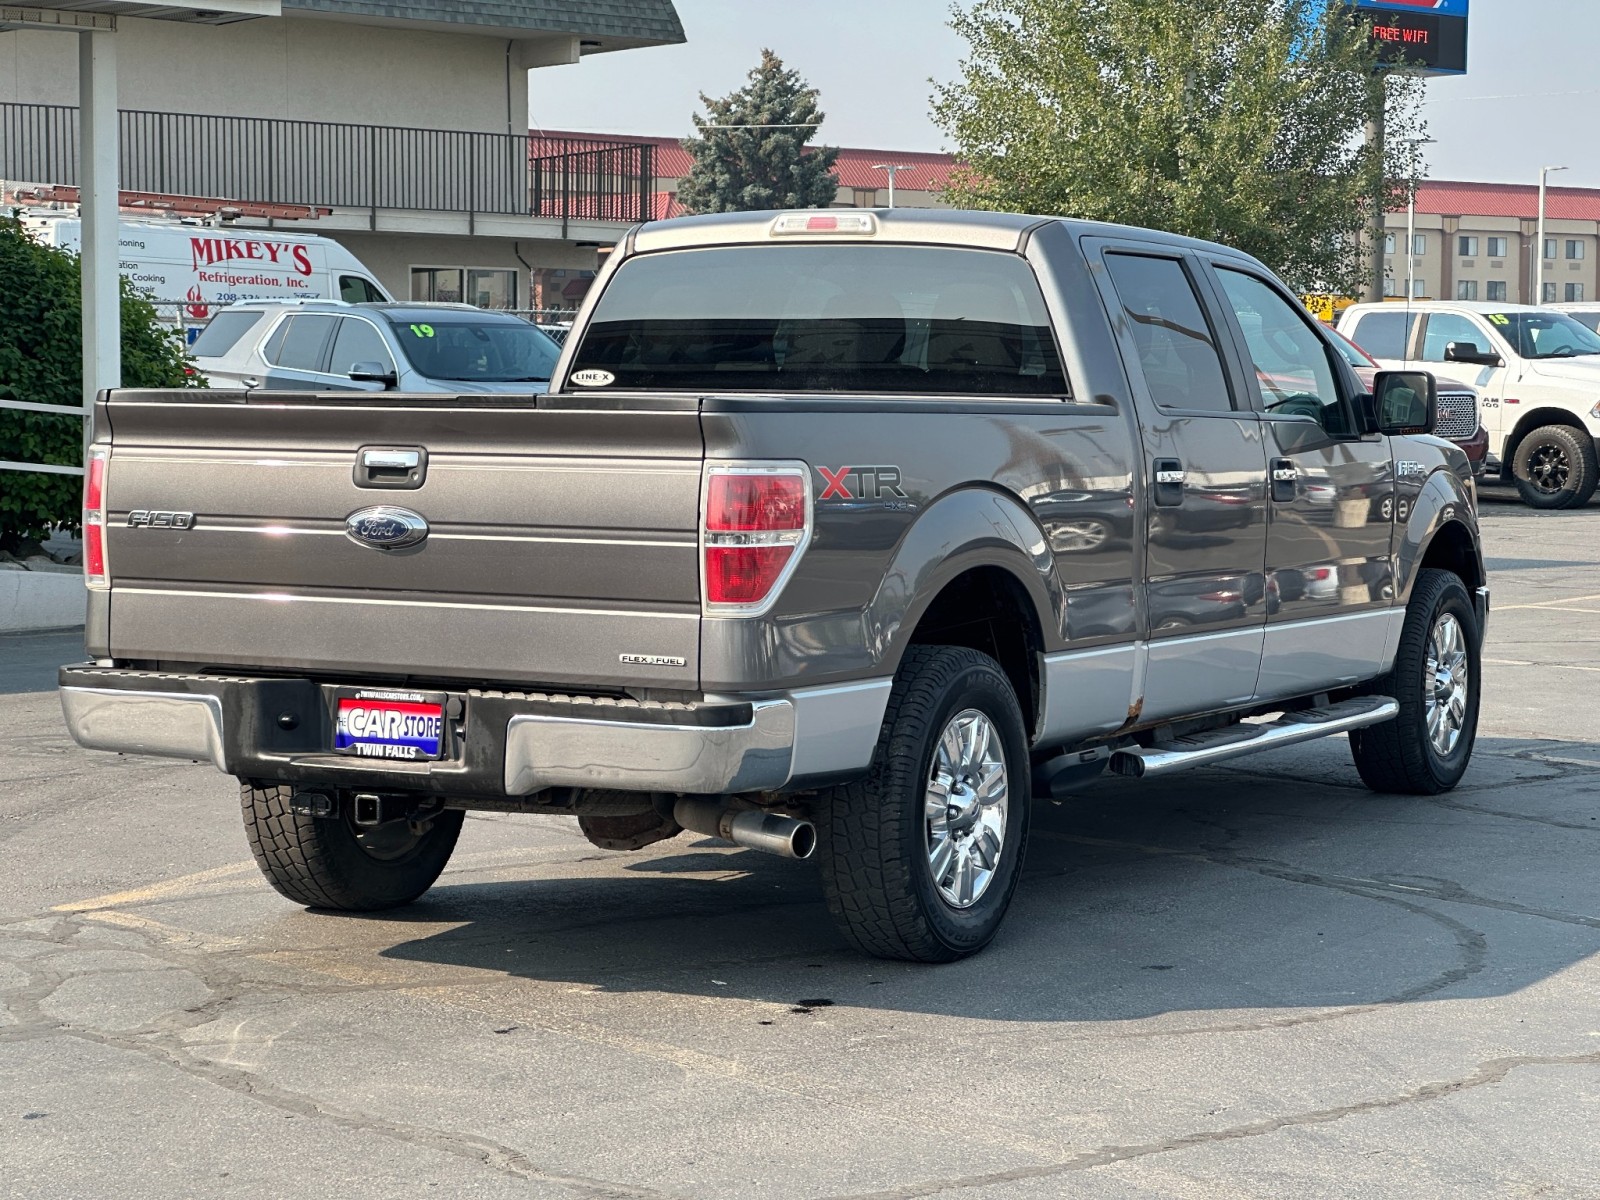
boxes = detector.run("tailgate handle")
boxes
[355,446,427,490]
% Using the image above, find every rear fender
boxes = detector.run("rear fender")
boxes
[864,486,1064,672]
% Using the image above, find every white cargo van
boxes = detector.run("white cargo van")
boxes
[22,217,392,330]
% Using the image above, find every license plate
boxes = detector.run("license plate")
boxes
[333,690,446,761]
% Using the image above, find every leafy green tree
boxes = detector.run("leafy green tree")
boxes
[932,0,1427,295]
[0,216,198,553]
[678,49,841,214]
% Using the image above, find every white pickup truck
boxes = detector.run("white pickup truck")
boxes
[1339,301,1600,508]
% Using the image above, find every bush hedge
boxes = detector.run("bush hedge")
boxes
[0,215,198,552]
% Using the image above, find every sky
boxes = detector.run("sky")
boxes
[530,0,1600,189]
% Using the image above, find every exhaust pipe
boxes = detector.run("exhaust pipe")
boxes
[673,798,816,860]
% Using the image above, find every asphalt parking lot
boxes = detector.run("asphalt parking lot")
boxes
[4,487,1600,1199]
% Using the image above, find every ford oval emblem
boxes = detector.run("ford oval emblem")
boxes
[345,506,429,550]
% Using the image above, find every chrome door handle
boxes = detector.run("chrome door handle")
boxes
[1153,458,1185,507]
[1270,458,1297,503]
[354,446,427,489]
[362,450,421,471]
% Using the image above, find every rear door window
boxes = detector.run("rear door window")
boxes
[1101,253,1234,413]
[569,245,1069,396]
[269,315,337,372]
[189,311,263,359]
[1346,310,1417,360]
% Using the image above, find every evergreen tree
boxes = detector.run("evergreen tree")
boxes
[678,50,840,214]
[932,0,1428,295]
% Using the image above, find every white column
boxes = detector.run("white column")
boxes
[78,29,120,415]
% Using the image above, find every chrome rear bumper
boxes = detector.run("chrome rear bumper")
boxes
[57,667,889,797]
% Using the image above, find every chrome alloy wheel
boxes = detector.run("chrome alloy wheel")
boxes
[1425,612,1471,757]
[925,708,1009,909]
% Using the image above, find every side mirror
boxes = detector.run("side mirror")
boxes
[1443,340,1502,367]
[348,361,398,389]
[1373,370,1437,436]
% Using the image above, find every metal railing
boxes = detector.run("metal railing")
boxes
[529,136,655,224]
[2,104,655,222]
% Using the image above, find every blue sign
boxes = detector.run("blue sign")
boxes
[1350,0,1467,15]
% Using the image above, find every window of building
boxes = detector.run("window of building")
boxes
[1567,240,1586,260]
[1487,280,1508,302]
[1486,237,1508,259]
[1382,277,1398,297]
[1384,234,1397,255]
[1413,234,1427,256]
[467,269,518,309]
[1567,283,1586,303]
[1458,236,1478,258]
[1347,310,1417,360]
[1456,280,1479,301]
[853,188,880,208]
[1544,282,1559,303]
[1545,239,1558,261]
[1413,279,1427,298]
[412,268,464,304]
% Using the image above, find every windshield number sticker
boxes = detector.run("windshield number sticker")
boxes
[409,324,435,338]
[1488,314,1510,326]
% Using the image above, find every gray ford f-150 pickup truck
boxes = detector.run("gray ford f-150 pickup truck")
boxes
[61,209,1488,962]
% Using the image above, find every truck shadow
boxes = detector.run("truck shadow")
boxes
[376,735,1600,1023]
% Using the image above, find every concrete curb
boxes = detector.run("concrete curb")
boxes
[0,570,87,633]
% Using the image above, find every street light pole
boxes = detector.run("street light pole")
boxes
[871,163,904,209]
[1536,165,1568,305]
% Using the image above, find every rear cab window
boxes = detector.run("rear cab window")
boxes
[189,311,264,359]
[568,245,1069,396]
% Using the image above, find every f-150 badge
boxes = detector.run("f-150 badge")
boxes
[1396,460,1426,478]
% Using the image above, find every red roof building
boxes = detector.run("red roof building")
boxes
[530,129,959,210]
[1387,179,1600,305]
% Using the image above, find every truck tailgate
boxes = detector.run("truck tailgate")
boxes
[98,391,703,689]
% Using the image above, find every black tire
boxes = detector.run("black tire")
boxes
[815,646,1031,963]
[1511,424,1598,509]
[240,782,464,911]
[1349,569,1480,795]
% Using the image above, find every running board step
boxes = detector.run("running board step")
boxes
[1109,696,1399,780]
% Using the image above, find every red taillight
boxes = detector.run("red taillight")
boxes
[702,466,810,613]
[85,453,105,511]
[84,450,108,589]
[84,524,106,581]
[706,473,806,532]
